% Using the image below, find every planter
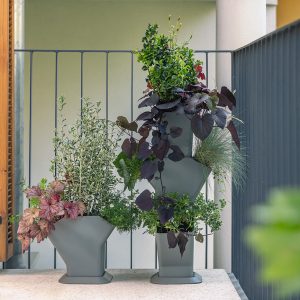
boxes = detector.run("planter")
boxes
[150,112,211,200]
[49,216,114,284]
[151,233,202,284]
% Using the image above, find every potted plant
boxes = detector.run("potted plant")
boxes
[115,19,241,284]
[17,98,140,284]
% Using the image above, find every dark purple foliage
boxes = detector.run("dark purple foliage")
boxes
[140,160,157,180]
[167,232,178,248]
[121,138,137,158]
[212,108,228,129]
[169,126,183,138]
[191,113,214,140]
[138,142,152,160]
[168,145,184,162]
[135,190,153,211]
[177,232,189,256]
[227,120,240,149]
[152,139,170,160]
[158,206,174,224]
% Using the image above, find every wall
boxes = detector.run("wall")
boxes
[23,0,217,269]
[277,0,300,28]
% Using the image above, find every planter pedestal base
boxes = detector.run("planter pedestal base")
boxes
[150,272,202,285]
[59,271,113,284]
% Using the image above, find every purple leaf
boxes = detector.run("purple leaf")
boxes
[156,99,180,110]
[169,126,183,138]
[151,130,160,146]
[218,87,236,110]
[138,126,150,138]
[177,232,189,256]
[167,232,178,248]
[227,120,240,149]
[157,160,164,173]
[140,160,158,180]
[158,206,174,224]
[152,139,170,160]
[187,82,206,92]
[138,93,159,108]
[191,113,214,140]
[168,145,184,162]
[212,108,228,129]
[122,138,137,158]
[136,190,153,211]
[138,142,152,160]
[136,111,154,121]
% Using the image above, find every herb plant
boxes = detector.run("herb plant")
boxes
[52,97,140,231]
[141,193,225,255]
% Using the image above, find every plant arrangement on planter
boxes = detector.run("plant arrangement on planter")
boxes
[16,98,140,284]
[115,19,242,284]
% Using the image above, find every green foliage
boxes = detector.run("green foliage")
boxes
[52,97,139,231]
[113,152,143,191]
[246,189,300,298]
[194,127,247,190]
[137,19,201,101]
[141,193,225,237]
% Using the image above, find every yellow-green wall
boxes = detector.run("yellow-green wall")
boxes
[277,0,300,28]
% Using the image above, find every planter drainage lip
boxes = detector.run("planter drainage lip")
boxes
[150,272,202,285]
[59,271,113,284]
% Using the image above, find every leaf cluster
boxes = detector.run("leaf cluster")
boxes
[137,21,201,101]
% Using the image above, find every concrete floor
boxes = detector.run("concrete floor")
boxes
[0,269,241,300]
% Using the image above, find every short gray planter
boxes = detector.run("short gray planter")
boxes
[151,233,202,284]
[49,216,114,284]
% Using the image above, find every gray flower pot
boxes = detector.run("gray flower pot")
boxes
[151,233,202,284]
[49,216,114,284]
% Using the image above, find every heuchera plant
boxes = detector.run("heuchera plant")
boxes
[115,21,239,250]
[17,178,85,253]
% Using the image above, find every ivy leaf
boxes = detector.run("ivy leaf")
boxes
[136,111,154,121]
[227,120,240,149]
[177,232,189,256]
[167,232,178,248]
[116,116,138,132]
[138,142,152,160]
[168,145,184,162]
[122,138,137,158]
[138,93,159,108]
[169,126,183,138]
[140,160,157,180]
[191,113,214,140]
[135,189,153,211]
[152,139,170,160]
[156,99,180,110]
[138,126,150,138]
[218,87,236,110]
[212,108,228,129]
[158,206,174,224]
[195,232,204,243]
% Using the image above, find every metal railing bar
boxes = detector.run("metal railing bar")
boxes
[54,51,59,269]
[130,52,134,270]
[204,52,209,270]
[28,51,33,270]
[14,49,233,54]
[80,52,84,117]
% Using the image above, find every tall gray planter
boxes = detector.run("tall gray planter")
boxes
[49,216,114,284]
[151,233,202,284]
[150,112,210,284]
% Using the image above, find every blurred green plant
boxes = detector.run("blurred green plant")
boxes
[246,189,300,298]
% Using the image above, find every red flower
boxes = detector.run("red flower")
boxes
[194,63,206,80]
